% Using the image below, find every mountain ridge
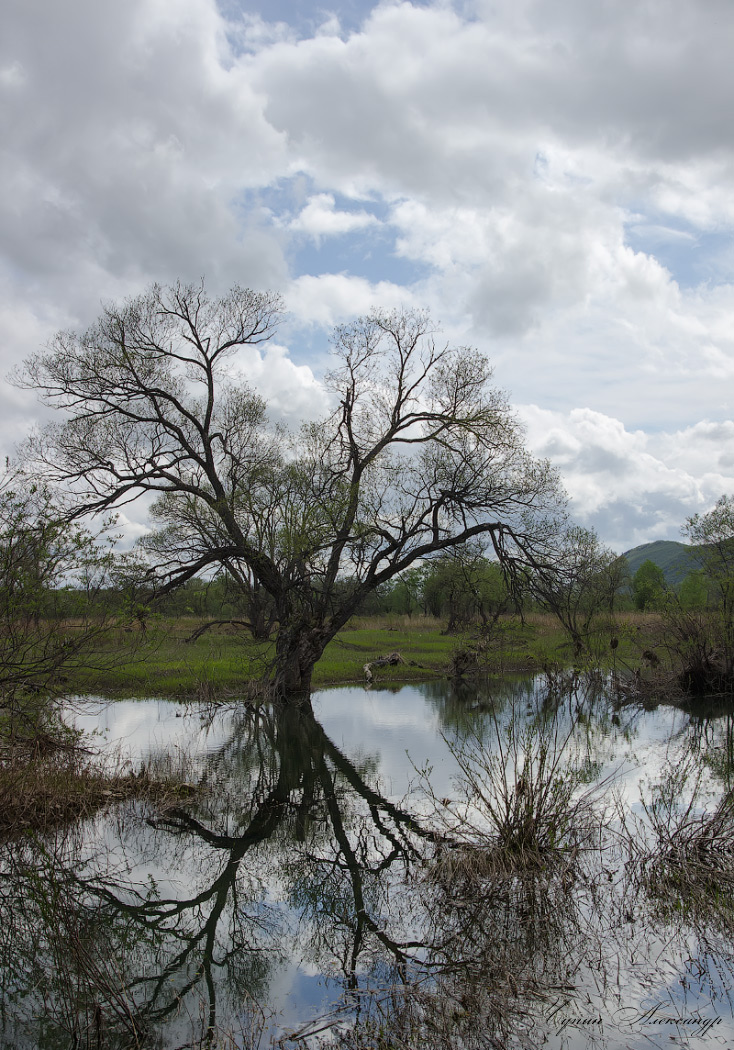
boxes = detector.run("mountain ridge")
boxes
[621,540,697,587]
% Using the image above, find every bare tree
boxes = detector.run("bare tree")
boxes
[19,282,566,700]
[529,525,624,657]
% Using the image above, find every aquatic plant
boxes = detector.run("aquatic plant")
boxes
[628,756,734,922]
[424,703,607,868]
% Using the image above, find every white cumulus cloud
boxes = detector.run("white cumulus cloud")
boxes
[287,193,380,239]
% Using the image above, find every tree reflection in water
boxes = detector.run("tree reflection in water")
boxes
[1,701,438,1048]
[3,686,734,1049]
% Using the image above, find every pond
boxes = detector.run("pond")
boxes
[2,674,734,1049]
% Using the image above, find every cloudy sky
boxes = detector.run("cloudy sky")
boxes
[2,0,734,552]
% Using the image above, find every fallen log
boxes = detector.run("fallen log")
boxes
[363,651,406,683]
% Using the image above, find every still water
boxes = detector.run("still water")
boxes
[2,674,734,1049]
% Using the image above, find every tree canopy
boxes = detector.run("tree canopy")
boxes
[19,281,567,699]
[0,472,118,731]
[632,559,666,611]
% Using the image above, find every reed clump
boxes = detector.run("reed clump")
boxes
[0,734,194,840]
[423,704,606,874]
[628,759,734,918]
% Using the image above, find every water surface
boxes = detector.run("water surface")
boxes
[2,675,733,1049]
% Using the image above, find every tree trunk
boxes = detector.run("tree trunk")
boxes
[274,624,325,702]
[250,601,271,641]
[249,582,274,641]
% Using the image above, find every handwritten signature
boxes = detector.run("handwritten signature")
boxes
[550,1001,724,1037]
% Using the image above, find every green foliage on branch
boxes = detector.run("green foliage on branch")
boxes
[0,471,120,735]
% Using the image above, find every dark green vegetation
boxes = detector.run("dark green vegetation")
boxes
[610,497,734,698]
[630,558,667,610]
[622,539,696,587]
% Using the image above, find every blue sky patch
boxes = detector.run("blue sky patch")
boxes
[625,217,734,290]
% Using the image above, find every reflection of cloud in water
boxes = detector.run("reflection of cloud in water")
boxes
[602,707,703,814]
[314,685,454,797]
[67,697,234,765]
[4,678,731,1050]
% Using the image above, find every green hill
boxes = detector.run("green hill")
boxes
[622,540,697,588]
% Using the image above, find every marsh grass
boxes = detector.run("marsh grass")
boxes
[345,699,613,1050]
[626,757,734,920]
[423,703,608,869]
[0,734,196,840]
[8,610,662,705]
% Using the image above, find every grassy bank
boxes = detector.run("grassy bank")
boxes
[64,612,650,699]
[68,617,456,697]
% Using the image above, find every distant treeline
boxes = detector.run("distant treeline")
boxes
[25,546,718,625]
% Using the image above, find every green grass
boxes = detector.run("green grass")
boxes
[73,620,270,698]
[62,612,655,700]
[317,621,457,684]
[71,618,459,697]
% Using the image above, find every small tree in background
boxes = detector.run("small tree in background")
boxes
[382,568,425,618]
[422,545,509,633]
[529,525,625,657]
[632,559,667,610]
[678,570,708,611]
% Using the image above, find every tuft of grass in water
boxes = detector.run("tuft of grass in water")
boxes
[423,702,608,871]
[626,757,734,921]
[0,733,196,840]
